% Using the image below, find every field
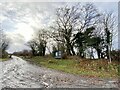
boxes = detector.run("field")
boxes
[25,56,120,79]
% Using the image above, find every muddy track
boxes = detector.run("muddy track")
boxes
[0,56,119,89]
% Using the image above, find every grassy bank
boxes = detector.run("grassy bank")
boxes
[0,58,9,61]
[26,56,120,79]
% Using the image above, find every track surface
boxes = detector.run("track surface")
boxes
[0,56,119,88]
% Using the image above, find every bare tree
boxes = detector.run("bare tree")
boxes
[51,4,81,55]
[101,12,116,62]
[78,3,100,31]
[27,29,49,56]
[27,40,37,56]
[73,3,101,58]
[0,29,10,58]
[35,29,49,56]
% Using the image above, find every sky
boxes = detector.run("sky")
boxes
[0,1,119,53]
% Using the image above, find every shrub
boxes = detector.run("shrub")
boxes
[111,50,120,61]
[2,51,8,58]
[118,65,120,76]
[62,53,68,59]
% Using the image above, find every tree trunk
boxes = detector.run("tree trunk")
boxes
[106,45,109,59]
[42,46,46,56]
[96,48,101,59]
[70,45,75,55]
[66,43,72,55]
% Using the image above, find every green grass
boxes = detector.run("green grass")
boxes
[0,58,9,61]
[26,56,119,79]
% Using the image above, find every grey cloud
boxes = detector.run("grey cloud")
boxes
[6,33,29,53]
[10,34,25,44]
[1,2,118,53]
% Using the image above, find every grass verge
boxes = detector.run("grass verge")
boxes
[26,56,119,79]
[0,58,9,61]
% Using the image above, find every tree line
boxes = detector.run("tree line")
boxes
[1,3,118,61]
[0,29,10,58]
[26,3,118,62]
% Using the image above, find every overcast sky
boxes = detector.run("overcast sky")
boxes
[0,2,118,53]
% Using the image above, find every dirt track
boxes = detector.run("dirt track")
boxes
[0,56,119,89]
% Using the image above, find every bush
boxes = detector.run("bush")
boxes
[118,65,120,76]
[111,50,120,61]
[62,53,68,59]
[2,51,8,58]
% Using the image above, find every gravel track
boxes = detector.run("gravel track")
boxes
[0,56,119,89]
